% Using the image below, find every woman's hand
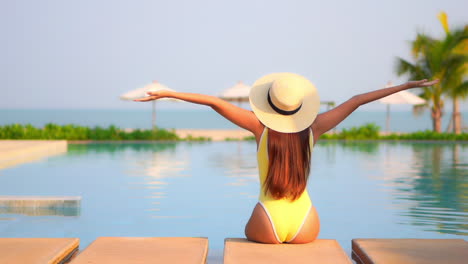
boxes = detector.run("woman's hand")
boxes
[133,90,173,102]
[406,79,439,89]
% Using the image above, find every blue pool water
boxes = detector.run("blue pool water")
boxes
[0,141,467,261]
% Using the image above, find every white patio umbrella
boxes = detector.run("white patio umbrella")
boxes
[120,81,176,129]
[219,81,251,103]
[378,81,426,132]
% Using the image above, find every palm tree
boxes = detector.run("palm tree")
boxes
[445,56,468,134]
[396,36,444,132]
[438,12,468,134]
[395,13,467,133]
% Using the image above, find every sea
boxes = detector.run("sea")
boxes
[1,109,467,133]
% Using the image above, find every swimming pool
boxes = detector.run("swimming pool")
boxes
[0,141,467,261]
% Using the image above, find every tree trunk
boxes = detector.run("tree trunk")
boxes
[453,98,461,134]
[431,108,442,133]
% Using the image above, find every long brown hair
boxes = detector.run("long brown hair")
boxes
[264,128,311,201]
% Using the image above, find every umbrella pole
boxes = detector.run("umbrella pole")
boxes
[152,101,156,130]
[386,104,390,133]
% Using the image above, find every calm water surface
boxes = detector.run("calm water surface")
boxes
[0,141,467,261]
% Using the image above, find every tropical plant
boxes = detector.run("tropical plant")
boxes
[438,12,468,134]
[395,12,468,132]
[0,123,180,141]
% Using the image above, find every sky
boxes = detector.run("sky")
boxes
[1,0,467,111]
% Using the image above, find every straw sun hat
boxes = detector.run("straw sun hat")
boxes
[249,72,320,133]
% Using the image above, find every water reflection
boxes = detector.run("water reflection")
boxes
[134,152,189,180]
[119,143,191,219]
[384,143,468,235]
[70,142,193,219]
[68,142,177,155]
[0,206,80,217]
[208,142,258,199]
[318,140,380,155]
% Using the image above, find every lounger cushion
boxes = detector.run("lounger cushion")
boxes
[224,238,351,264]
[0,238,79,264]
[70,237,208,264]
[352,238,468,264]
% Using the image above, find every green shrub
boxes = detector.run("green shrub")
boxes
[381,130,468,141]
[0,124,179,141]
[320,123,380,140]
[182,134,211,141]
[320,123,467,141]
[243,136,256,141]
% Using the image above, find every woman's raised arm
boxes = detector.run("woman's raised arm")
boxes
[135,90,264,138]
[311,79,439,141]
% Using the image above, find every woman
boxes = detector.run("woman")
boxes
[135,73,438,244]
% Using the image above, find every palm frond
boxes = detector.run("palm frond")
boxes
[442,54,468,96]
[443,27,468,54]
[450,80,468,99]
[412,34,435,58]
[395,57,427,79]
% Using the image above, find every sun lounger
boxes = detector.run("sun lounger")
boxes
[70,237,208,264]
[352,238,468,264]
[224,238,352,264]
[0,238,79,264]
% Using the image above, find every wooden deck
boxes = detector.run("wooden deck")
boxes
[224,238,352,264]
[0,238,79,264]
[70,237,208,264]
[352,239,468,264]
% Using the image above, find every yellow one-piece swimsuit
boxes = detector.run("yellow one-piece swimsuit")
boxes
[257,127,313,243]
